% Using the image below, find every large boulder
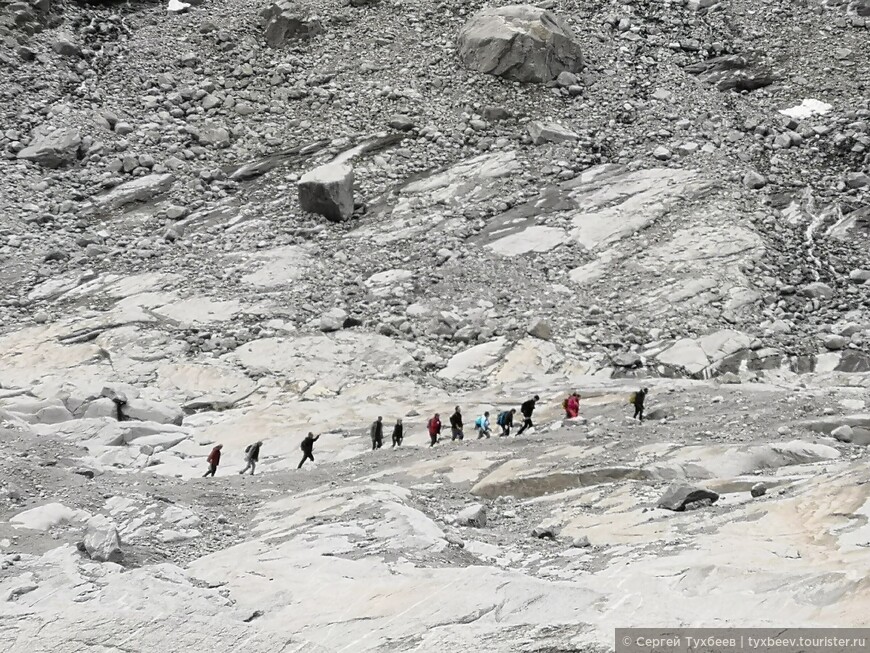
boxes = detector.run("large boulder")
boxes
[261,0,323,47]
[657,483,719,511]
[82,515,123,563]
[457,5,583,83]
[298,163,354,221]
[17,128,81,168]
[120,398,184,426]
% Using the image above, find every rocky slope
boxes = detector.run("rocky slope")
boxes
[0,0,869,650]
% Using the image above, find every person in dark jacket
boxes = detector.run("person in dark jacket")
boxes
[239,441,262,475]
[371,416,384,450]
[203,444,222,477]
[632,388,648,421]
[515,395,539,435]
[392,419,404,447]
[496,409,516,437]
[427,413,442,447]
[449,406,464,441]
[298,432,320,469]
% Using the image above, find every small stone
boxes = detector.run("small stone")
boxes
[52,34,82,58]
[319,307,348,332]
[570,535,591,548]
[743,171,767,189]
[831,425,854,442]
[527,319,553,340]
[750,483,767,498]
[653,146,672,160]
[531,525,559,540]
[657,483,719,511]
[823,334,847,351]
[454,503,487,528]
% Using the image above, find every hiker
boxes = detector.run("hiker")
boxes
[239,441,262,475]
[631,388,648,421]
[392,419,404,447]
[449,406,464,441]
[427,413,442,447]
[371,416,384,450]
[564,392,580,419]
[475,412,491,439]
[203,444,222,477]
[496,408,516,437]
[298,432,320,469]
[516,395,539,435]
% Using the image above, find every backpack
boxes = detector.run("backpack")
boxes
[497,411,508,426]
[562,398,569,410]
[629,392,637,405]
[475,416,484,429]
[245,444,252,454]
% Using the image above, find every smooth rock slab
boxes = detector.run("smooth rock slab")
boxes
[457,5,584,83]
[298,163,354,221]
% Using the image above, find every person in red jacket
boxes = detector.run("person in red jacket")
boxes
[566,392,580,419]
[203,444,223,477]
[427,413,442,447]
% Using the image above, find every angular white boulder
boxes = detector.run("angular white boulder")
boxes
[82,515,123,563]
[297,162,354,221]
[457,5,584,83]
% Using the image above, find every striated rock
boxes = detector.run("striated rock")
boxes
[527,121,579,145]
[82,516,123,563]
[685,55,777,92]
[657,483,719,511]
[17,128,81,168]
[298,163,354,221]
[92,174,175,213]
[261,0,323,47]
[457,5,583,83]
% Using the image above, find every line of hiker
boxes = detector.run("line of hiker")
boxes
[202,389,650,476]
[379,395,541,447]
